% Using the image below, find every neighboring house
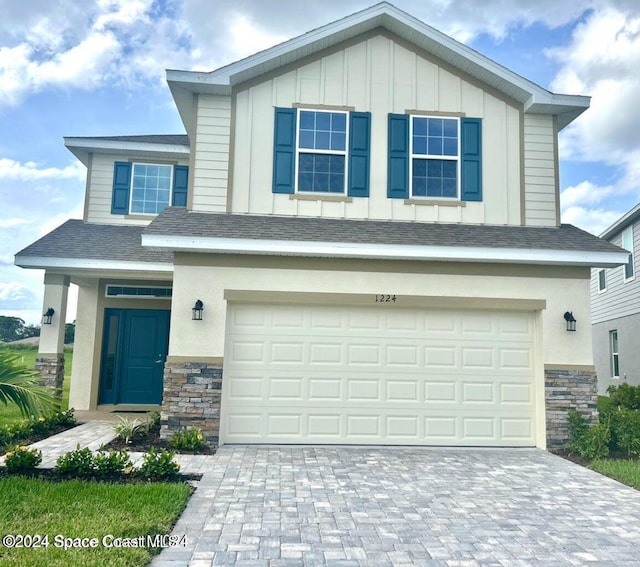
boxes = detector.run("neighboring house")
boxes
[592,205,640,395]
[15,3,626,449]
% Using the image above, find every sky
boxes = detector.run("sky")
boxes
[1,0,639,325]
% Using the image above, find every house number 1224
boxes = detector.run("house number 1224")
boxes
[375,294,397,303]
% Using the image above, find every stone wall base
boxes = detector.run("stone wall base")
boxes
[545,368,598,448]
[35,355,65,400]
[160,361,222,446]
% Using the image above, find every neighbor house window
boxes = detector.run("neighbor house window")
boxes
[598,269,606,292]
[111,161,188,216]
[622,227,634,280]
[411,116,459,198]
[297,110,348,193]
[610,330,619,378]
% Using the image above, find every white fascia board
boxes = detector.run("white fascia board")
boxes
[64,138,190,155]
[14,256,173,273]
[141,234,629,268]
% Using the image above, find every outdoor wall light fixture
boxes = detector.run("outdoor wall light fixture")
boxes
[564,311,577,332]
[192,300,204,321]
[42,307,55,325]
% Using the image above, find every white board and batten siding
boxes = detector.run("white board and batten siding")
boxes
[228,34,524,226]
[85,153,190,225]
[523,114,558,227]
[221,303,537,447]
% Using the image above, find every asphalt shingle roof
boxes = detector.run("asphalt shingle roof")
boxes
[15,209,624,268]
[145,207,624,254]
[15,220,173,264]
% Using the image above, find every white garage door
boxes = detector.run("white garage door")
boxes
[221,303,537,446]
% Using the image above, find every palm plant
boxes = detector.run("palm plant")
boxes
[0,350,55,417]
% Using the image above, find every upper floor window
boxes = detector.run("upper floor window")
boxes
[111,161,188,216]
[411,116,459,199]
[622,226,634,281]
[272,107,371,198]
[388,114,482,202]
[598,269,606,292]
[297,110,348,194]
[131,164,173,214]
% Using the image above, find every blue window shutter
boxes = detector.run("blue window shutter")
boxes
[111,161,131,214]
[172,165,189,206]
[272,107,296,194]
[461,118,482,202]
[387,114,409,198]
[348,111,371,197]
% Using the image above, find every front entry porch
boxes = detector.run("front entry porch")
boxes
[99,308,170,405]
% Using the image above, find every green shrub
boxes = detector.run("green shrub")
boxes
[610,407,640,458]
[55,444,95,478]
[46,408,76,428]
[4,446,42,474]
[142,411,161,436]
[607,383,640,410]
[136,447,180,480]
[93,449,133,478]
[567,409,610,460]
[170,427,206,451]
[113,416,144,445]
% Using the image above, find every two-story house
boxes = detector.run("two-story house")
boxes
[591,205,640,395]
[15,3,627,449]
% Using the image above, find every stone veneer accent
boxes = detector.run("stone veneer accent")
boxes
[160,361,223,445]
[35,355,65,400]
[545,367,598,448]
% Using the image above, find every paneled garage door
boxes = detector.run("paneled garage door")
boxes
[221,303,537,446]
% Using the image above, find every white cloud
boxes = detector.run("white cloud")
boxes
[0,159,85,181]
[562,206,623,235]
[0,281,38,306]
[0,218,30,229]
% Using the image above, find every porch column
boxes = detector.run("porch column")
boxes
[36,273,70,400]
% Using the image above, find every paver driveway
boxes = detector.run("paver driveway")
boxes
[153,446,640,566]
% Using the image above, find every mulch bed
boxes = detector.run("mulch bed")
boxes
[0,467,201,484]
[103,431,215,455]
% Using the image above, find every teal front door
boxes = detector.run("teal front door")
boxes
[99,309,170,405]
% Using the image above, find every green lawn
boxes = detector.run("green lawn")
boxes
[591,459,640,490]
[0,477,191,566]
[0,345,72,427]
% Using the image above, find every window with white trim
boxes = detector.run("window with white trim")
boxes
[598,269,606,292]
[610,330,620,378]
[622,226,634,281]
[112,161,188,216]
[130,163,173,214]
[410,116,459,198]
[296,109,348,194]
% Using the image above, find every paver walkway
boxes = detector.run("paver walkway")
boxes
[0,420,217,474]
[5,425,640,565]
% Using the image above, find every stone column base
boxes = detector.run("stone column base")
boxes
[545,367,598,448]
[160,360,223,446]
[35,355,65,401]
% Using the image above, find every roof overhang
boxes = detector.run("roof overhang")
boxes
[141,234,628,268]
[167,2,589,132]
[64,138,190,167]
[14,255,173,274]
